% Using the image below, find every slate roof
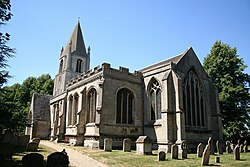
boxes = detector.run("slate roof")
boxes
[139,47,191,72]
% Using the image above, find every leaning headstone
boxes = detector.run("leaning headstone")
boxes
[22,153,44,167]
[104,138,112,151]
[208,137,214,155]
[243,140,248,153]
[216,140,223,154]
[158,151,166,161]
[26,142,39,151]
[123,138,131,152]
[234,145,240,160]
[47,151,69,167]
[136,136,152,155]
[181,140,188,159]
[171,144,178,159]
[226,141,233,154]
[201,145,210,166]
[197,143,204,157]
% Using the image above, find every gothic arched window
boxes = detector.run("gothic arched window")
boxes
[148,78,161,120]
[183,69,206,127]
[76,59,83,73]
[87,88,97,123]
[116,88,134,124]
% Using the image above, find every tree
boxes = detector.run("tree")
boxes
[0,0,15,88]
[203,40,250,140]
[0,74,54,132]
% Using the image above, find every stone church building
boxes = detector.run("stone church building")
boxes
[49,21,222,151]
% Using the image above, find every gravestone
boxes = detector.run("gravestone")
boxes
[158,151,166,161]
[240,144,244,153]
[201,145,210,166]
[123,138,131,152]
[215,156,220,163]
[181,140,188,159]
[26,142,39,151]
[22,153,44,167]
[104,138,112,151]
[32,138,41,145]
[226,141,233,153]
[234,145,240,160]
[171,144,178,159]
[197,143,204,157]
[47,151,69,167]
[19,135,30,147]
[243,140,248,152]
[136,136,152,155]
[208,137,214,155]
[216,140,223,154]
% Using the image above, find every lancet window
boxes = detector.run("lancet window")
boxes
[116,88,134,124]
[183,69,206,127]
[59,59,63,73]
[148,78,161,120]
[67,93,79,126]
[87,88,97,123]
[76,59,83,73]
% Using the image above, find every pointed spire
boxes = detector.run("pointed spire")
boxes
[62,20,87,56]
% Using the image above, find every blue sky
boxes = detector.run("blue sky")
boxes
[3,0,250,86]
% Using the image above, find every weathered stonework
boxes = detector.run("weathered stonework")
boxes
[44,22,223,150]
[25,93,52,139]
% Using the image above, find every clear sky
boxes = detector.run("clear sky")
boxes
[3,0,250,86]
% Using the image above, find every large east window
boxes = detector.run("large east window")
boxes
[183,69,206,127]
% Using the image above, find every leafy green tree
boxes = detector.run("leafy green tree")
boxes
[0,74,54,132]
[0,0,15,88]
[203,40,250,139]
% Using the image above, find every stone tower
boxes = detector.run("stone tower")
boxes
[53,21,90,96]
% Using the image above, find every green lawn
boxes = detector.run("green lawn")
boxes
[54,143,250,167]
[10,143,250,167]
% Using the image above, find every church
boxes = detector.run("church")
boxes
[49,21,222,151]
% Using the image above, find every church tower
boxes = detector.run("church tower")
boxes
[53,21,90,96]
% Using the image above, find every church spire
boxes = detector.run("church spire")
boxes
[62,21,87,56]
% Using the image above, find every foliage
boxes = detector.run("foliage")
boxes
[0,0,15,88]
[203,40,250,140]
[0,74,54,133]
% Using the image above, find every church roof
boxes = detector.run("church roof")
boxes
[61,21,87,56]
[139,47,192,72]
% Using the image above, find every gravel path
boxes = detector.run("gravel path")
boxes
[40,140,107,167]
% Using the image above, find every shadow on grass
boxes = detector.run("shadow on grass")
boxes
[11,146,48,167]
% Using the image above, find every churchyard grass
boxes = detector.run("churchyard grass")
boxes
[53,143,250,167]
[11,145,56,166]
